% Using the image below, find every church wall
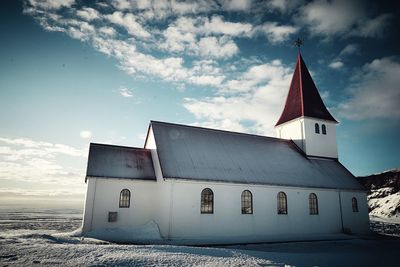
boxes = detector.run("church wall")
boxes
[303,119,338,158]
[149,148,174,239]
[275,117,305,151]
[145,127,174,239]
[87,177,159,233]
[275,118,338,159]
[82,177,96,233]
[144,126,156,149]
[340,191,370,234]
[166,179,361,243]
[83,176,369,243]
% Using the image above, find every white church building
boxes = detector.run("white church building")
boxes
[81,53,370,244]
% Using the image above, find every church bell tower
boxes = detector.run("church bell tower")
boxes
[275,52,338,159]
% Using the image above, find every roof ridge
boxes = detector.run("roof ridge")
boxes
[298,53,305,117]
[150,120,290,143]
[90,142,150,151]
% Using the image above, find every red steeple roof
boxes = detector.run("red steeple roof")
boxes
[275,53,337,126]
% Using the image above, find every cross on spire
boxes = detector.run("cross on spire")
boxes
[294,37,303,53]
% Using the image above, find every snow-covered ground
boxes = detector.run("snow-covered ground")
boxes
[1,208,400,267]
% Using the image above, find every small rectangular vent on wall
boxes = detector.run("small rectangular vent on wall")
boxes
[108,211,118,222]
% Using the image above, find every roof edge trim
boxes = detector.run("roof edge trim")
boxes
[86,175,157,181]
[162,177,367,192]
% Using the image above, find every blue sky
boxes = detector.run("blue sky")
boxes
[0,0,399,208]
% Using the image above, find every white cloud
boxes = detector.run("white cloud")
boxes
[338,57,400,120]
[169,0,215,15]
[160,16,251,58]
[298,0,391,38]
[92,37,225,87]
[298,0,362,36]
[352,14,392,38]
[0,137,87,187]
[119,87,134,97]
[184,60,293,135]
[76,7,100,21]
[198,36,239,58]
[0,137,87,159]
[24,0,306,91]
[329,60,344,69]
[339,44,358,56]
[224,61,290,93]
[255,22,298,43]
[99,26,117,37]
[266,0,303,13]
[80,130,92,139]
[0,187,82,197]
[106,11,150,39]
[110,0,217,19]
[203,16,253,36]
[161,17,198,52]
[219,0,252,11]
[27,0,75,10]
[111,0,134,10]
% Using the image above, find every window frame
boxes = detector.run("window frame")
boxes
[277,191,288,214]
[315,123,320,134]
[108,211,118,222]
[241,190,253,214]
[201,188,214,214]
[352,197,359,212]
[309,193,319,215]
[119,189,131,208]
[321,124,327,135]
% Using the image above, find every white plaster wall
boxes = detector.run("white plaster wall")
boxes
[144,126,156,149]
[275,118,305,151]
[340,191,370,234]
[88,177,159,231]
[144,127,173,239]
[276,117,338,158]
[150,149,173,239]
[83,176,370,243]
[167,180,355,243]
[82,178,96,233]
[303,118,338,158]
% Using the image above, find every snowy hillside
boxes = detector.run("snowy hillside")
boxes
[357,169,400,220]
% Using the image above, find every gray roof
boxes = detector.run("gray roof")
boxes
[86,143,156,181]
[150,121,364,191]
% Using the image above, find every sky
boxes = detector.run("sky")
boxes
[0,0,399,209]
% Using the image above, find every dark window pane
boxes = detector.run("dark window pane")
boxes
[201,188,214,214]
[277,192,287,214]
[309,193,318,215]
[241,190,253,214]
[322,124,327,135]
[119,189,131,208]
[315,123,320,134]
[108,212,118,222]
[352,197,358,212]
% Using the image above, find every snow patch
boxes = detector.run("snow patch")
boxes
[85,220,162,243]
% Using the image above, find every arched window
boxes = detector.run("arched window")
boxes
[241,190,253,214]
[315,123,320,134]
[201,188,214,214]
[119,189,130,208]
[277,192,287,214]
[352,197,359,212]
[322,124,327,135]
[309,193,318,215]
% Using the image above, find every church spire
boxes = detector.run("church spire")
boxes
[275,52,337,126]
